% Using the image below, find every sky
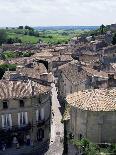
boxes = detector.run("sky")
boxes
[0,0,116,27]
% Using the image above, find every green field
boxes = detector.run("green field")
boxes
[6,29,87,44]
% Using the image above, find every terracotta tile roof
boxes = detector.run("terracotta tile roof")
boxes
[0,80,50,100]
[8,57,34,65]
[59,61,88,84]
[17,63,47,78]
[111,63,116,71]
[32,51,53,59]
[82,67,109,78]
[66,88,116,111]
[3,63,47,80]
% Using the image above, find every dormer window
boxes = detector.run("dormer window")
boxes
[3,101,8,109]
[19,100,25,107]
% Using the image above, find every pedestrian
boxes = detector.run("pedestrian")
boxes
[2,142,6,151]
[16,142,20,149]
[26,135,31,146]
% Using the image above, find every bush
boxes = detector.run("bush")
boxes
[0,64,16,79]
[0,30,7,45]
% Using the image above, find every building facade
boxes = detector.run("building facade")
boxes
[65,88,116,143]
[0,80,51,149]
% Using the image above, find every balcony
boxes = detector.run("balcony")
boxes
[36,120,45,127]
[0,123,32,134]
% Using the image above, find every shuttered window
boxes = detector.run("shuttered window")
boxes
[36,108,45,121]
[18,112,28,126]
[1,114,12,128]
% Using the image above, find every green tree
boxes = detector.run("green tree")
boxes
[0,64,16,79]
[112,33,116,45]
[100,24,105,34]
[18,26,23,29]
[0,29,7,45]
[71,138,98,155]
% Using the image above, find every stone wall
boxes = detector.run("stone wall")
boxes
[67,106,116,143]
[0,93,51,144]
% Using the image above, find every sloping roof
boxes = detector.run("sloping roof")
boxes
[32,51,53,59]
[8,57,34,65]
[0,80,50,100]
[59,61,87,85]
[82,66,109,78]
[111,63,116,71]
[17,63,47,78]
[3,63,47,80]
[66,88,116,111]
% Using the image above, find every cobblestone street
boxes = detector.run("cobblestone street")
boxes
[45,82,64,155]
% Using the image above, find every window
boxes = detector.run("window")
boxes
[38,97,41,104]
[1,114,12,128]
[19,100,25,107]
[36,108,45,121]
[3,101,8,109]
[18,112,28,126]
[37,129,44,141]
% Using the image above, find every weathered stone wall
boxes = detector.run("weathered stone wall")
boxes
[0,93,51,144]
[67,106,116,143]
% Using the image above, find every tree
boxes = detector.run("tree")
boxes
[0,64,16,79]
[0,30,7,45]
[18,26,23,29]
[100,24,105,34]
[25,26,34,31]
[112,33,116,45]
[29,30,35,36]
[70,138,99,155]
[7,38,14,44]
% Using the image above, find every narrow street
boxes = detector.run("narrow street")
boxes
[45,82,64,155]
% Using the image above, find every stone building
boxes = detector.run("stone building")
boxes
[65,88,116,143]
[110,24,116,32]
[57,61,87,100]
[0,80,51,149]
[57,61,113,100]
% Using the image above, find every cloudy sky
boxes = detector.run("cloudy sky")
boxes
[0,0,116,27]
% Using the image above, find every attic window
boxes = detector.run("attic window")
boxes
[3,101,8,109]
[19,100,25,107]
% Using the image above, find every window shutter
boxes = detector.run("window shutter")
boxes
[40,108,44,121]
[9,114,12,128]
[1,115,4,128]
[36,110,39,121]
[25,112,28,124]
[18,113,20,126]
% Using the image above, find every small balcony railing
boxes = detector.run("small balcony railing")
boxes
[0,123,32,133]
[36,120,45,127]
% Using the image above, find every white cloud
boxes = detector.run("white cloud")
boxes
[0,0,115,26]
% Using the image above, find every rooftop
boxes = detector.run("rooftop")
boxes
[66,88,116,111]
[3,63,47,80]
[32,51,53,59]
[59,61,87,85]
[8,57,34,65]
[0,80,50,100]
[82,66,109,78]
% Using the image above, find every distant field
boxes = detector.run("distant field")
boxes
[6,28,89,44]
